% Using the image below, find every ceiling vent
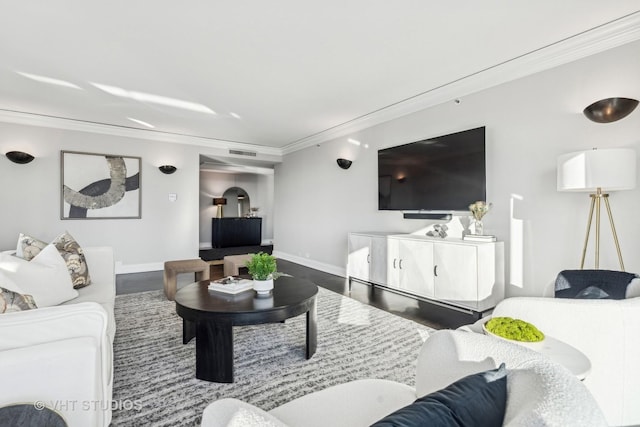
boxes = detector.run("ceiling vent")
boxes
[229,149,257,157]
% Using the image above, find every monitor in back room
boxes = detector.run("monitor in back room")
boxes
[378,126,486,211]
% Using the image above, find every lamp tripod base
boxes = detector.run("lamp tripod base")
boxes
[580,188,625,271]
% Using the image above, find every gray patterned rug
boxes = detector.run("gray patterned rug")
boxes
[111,287,433,426]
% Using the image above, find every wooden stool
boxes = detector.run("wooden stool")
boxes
[207,259,225,280]
[223,254,253,276]
[163,259,210,301]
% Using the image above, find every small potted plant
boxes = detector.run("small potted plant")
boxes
[245,252,279,295]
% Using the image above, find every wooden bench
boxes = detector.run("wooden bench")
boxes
[163,259,210,301]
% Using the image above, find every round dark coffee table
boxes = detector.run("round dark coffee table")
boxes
[175,276,318,383]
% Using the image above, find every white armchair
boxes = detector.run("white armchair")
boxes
[490,295,640,427]
[201,330,607,427]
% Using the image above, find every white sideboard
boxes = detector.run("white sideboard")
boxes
[347,232,505,314]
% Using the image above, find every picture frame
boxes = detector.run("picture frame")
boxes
[60,150,141,220]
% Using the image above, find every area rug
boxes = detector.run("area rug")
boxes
[111,287,433,426]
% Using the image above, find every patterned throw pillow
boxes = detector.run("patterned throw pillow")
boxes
[16,233,48,261]
[51,231,92,289]
[0,287,38,313]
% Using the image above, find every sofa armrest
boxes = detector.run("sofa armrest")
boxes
[0,302,109,350]
[0,301,113,427]
[0,337,108,427]
[0,302,113,425]
[201,398,288,427]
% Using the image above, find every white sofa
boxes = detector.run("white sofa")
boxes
[201,330,607,427]
[0,246,115,427]
[486,295,640,427]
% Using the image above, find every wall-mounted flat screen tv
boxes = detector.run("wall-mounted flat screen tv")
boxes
[378,126,486,211]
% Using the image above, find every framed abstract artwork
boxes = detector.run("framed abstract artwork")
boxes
[60,150,141,219]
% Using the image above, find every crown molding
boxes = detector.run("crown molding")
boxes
[0,109,283,158]
[282,11,640,155]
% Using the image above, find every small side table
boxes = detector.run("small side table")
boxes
[0,404,67,427]
[462,317,592,380]
[534,336,592,380]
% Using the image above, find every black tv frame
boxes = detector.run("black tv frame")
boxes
[378,126,486,212]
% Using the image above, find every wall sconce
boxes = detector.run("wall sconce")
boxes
[213,197,227,218]
[583,97,639,123]
[6,151,34,164]
[336,158,353,170]
[158,165,177,174]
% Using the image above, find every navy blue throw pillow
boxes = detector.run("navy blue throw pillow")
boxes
[371,364,507,427]
[555,269,636,300]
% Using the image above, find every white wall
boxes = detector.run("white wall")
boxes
[274,40,640,297]
[199,170,274,247]
[0,122,276,274]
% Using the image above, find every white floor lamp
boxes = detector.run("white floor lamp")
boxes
[557,148,636,270]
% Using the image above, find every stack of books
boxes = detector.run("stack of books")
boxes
[463,234,497,242]
[208,277,254,294]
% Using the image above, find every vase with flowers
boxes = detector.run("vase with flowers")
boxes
[468,201,492,235]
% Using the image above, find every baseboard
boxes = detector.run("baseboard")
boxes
[272,250,346,278]
[115,261,163,275]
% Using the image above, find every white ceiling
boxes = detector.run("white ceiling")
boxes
[1,2,639,154]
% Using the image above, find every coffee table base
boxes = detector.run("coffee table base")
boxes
[182,298,317,383]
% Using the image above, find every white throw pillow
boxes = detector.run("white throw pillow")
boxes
[0,244,78,307]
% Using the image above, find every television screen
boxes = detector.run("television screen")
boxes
[378,126,486,211]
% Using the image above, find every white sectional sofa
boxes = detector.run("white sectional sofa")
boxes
[201,330,607,427]
[0,246,115,427]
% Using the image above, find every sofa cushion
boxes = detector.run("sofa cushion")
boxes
[52,231,92,289]
[0,245,78,307]
[372,364,507,427]
[0,287,37,313]
[16,233,48,261]
[555,269,637,300]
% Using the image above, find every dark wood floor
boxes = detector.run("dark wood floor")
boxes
[116,258,478,329]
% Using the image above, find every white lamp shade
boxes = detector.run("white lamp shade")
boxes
[557,148,636,192]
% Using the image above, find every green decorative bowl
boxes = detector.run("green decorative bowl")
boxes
[482,316,545,349]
